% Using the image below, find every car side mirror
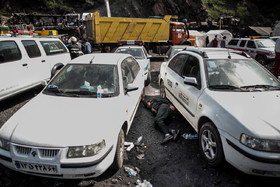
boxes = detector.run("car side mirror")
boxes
[125,84,138,94]
[147,55,152,59]
[184,77,198,86]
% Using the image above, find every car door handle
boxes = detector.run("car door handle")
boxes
[41,60,46,63]
[175,82,178,86]
[165,72,167,76]
[22,63,28,67]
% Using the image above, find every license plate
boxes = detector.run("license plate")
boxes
[14,161,58,174]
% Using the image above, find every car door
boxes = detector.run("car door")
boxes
[164,54,188,107]
[246,40,257,58]
[21,39,49,84]
[121,57,143,126]
[0,40,29,100]
[176,54,203,123]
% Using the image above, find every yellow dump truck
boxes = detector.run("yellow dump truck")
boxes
[34,30,58,36]
[85,11,195,52]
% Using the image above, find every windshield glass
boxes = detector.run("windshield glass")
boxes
[43,64,119,98]
[206,59,280,91]
[115,48,144,59]
[255,39,275,48]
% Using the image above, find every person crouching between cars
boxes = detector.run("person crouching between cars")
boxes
[142,95,179,144]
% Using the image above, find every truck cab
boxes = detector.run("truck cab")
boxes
[169,22,196,46]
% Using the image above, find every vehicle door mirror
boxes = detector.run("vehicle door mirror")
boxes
[183,77,198,86]
[125,84,139,94]
[163,55,169,61]
[147,55,152,59]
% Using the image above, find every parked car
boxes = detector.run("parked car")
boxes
[0,36,71,101]
[159,47,280,177]
[226,37,275,65]
[164,45,191,61]
[114,45,151,86]
[0,53,145,179]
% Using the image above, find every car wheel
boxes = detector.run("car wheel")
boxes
[199,122,224,167]
[112,129,125,169]
[160,81,166,98]
[145,72,151,86]
[256,55,267,65]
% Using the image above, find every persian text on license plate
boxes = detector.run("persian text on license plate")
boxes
[14,161,58,174]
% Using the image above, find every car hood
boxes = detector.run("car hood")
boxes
[4,94,124,147]
[208,90,280,137]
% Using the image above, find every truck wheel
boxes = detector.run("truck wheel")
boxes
[112,129,125,169]
[256,55,267,65]
[199,122,224,167]
[160,81,166,98]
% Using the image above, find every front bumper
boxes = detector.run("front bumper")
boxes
[0,145,114,179]
[221,135,280,177]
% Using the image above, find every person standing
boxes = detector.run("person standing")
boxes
[67,36,80,59]
[213,35,218,47]
[142,95,179,144]
[274,38,280,78]
[82,39,92,54]
[221,36,227,48]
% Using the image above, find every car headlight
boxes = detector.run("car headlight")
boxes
[67,140,106,158]
[240,134,280,153]
[0,137,10,151]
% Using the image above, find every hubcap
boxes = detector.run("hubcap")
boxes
[201,129,217,160]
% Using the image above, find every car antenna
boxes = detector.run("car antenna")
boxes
[89,56,95,64]
[227,49,231,59]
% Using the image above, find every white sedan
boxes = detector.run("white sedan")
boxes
[159,47,280,177]
[114,45,151,86]
[0,53,145,179]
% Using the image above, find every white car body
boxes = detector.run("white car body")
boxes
[226,38,275,64]
[114,45,151,84]
[0,53,145,179]
[0,37,71,101]
[159,47,280,177]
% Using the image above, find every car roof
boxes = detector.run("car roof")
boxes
[0,36,61,41]
[69,53,132,65]
[116,45,144,49]
[178,47,251,60]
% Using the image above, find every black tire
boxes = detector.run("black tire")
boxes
[112,129,125,169]
[160,80,166,98]
[145,72,151,86]
[199,122,224,167]
[256,55,267,65]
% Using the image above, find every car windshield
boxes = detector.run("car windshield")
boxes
[115,48,144,59]
[206,59,280,91]
[43,64,119,98]
[255,39,275,48]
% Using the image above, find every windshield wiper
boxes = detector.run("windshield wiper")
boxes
[209,85,242,91]
[240,84,280,91]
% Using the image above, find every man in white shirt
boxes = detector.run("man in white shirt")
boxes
[273,38,280,77]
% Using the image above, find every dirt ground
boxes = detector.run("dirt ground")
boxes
[1,61,280,187]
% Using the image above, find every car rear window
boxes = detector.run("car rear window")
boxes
[22,40,41,58]
[40,40,67,55]
[228,39,239,46]
[0,41,22,63]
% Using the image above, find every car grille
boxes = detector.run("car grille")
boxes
[14,145,60,158]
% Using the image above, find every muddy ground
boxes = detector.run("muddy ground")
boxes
[1,61,280,187]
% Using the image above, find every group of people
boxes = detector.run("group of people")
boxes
[64,36,92,59]
[206,35,227,48]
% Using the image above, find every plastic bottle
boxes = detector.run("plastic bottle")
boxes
[136,136,143,144]
[124,166,137,177]
[97,84,102,98]
[181,133,198,139]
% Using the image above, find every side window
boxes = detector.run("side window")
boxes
[22,40,41,58]
[126,57,140,79]
[168,54,188,75]
[0,41,22,63]
[239,40,247,47]
[228,39,239,46]
[247,41,256,48]
[182,55,201,89]
[40,40,67,55]
[121,59,134,89]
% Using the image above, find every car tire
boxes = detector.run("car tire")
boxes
[145,72,151,86]
[256,55,267,65]
[199,122,224,167]
[160,80,166,98]
[112,129,125,169]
